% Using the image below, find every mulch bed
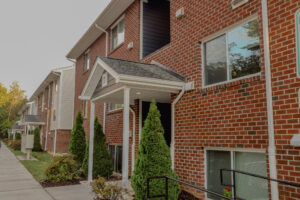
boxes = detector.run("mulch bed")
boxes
[178,190,199,200]
[40,179,80,188]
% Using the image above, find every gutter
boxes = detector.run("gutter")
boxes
[261,0,279,199]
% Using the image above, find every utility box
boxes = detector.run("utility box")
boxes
[25,135,34,149]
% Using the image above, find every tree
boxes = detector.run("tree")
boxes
[131,101,180,200]
[82,117,113,179]
[69,111,86,164]
[32,127,42,151]
[6,82,26,121]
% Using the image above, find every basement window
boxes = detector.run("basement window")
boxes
[203,19,261,86]
[141,0,170,58]
[109,145,122,173]
[206,150,268,200]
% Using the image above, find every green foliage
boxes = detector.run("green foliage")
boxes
[82,117,113,179]
[45,154,81,183]
[69,111,86,164]
[132,101,180,200]
[32,127,42,152]
[10,140,21,150]
[15,132,21,140]
[91,177,128,200]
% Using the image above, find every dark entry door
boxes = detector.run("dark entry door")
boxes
[142,102,171,146]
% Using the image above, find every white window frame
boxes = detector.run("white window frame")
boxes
[84,50,90,71]
[201,15,261,88]
[231,0,249,10]
[108,103,123,112]
[110,15,125,51]
[204,147,266,200]
[102,72,108,88]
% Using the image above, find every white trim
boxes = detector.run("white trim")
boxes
[98,58,119,79]
[204,146,266,153]
[122,87,130,186]
[80,60,99,98]
[231,0,249,10]
[57,72,63,129]
[88,102,95,182]
[92,87,126,102]
[139,0,144,60]
[201,15,260,88]
[110,14,125,30]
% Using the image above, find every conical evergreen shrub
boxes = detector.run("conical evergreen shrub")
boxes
[132,101,180,200]
[32,127,42,151]
[82,117,113,179]
[69,111,86,164]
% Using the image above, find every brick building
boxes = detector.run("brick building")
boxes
[66,0,300,199]
[26,66,75,153]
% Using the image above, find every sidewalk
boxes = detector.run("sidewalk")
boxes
[0,142,54,200]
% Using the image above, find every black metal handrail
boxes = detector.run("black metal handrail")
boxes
[220,168,300,200]
[147,176,233,200]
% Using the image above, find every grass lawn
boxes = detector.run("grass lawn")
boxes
[13,150,24,156]
[20,152,53,181]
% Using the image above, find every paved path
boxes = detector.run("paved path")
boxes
[0,142,53,200]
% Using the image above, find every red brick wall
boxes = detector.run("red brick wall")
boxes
[268,1,300,199]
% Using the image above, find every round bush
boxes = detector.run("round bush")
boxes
[45,154,81,183]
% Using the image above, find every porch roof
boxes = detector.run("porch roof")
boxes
[22,115,45,126]
[80,57,185,102]
[12,123,24,131]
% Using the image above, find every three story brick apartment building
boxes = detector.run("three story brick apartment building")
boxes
[66,0,300,199]
[20,66,75,153]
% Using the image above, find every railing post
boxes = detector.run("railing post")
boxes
[233,171,237,200]
[165,177,168,200]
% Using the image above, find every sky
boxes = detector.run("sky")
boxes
[0,0,110,97]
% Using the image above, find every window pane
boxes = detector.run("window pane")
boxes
[228,19,260,79]
[118,19,125,45]
[116,146,122,173]
[234,152,268,200]
[204,35,227,85]
[207,150,231,200]
[109,145,116,171]
[112,27,118,50]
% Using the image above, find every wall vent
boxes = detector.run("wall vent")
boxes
[232,0,249,9]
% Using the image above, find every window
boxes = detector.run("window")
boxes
[84,51,90,71]
[53,109,56,121]
[111,18,125,50]
[55,81,58,92]
[108,103,123,112]
[206,150,268,200]
[109,145,122,173]
[204,19,260,86]
[83,101,88,119]
[102,72,108,88]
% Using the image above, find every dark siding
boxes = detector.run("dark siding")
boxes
[143,0,170,58]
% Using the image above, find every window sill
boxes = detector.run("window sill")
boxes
[108,108,123,115]
[202,72,262,91]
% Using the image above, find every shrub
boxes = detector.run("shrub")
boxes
[15,132,21,140]
[32,127,42,152]
[69,111,86,164]
[10,140,21,150]
[82,117,113,179]
[91,177,128,200]
[45,154,81,183]
[131,101,180,200]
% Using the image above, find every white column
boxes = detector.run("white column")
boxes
[122,88,130,186]
[88,101,95,182]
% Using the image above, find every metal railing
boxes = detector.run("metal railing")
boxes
[147,169,300,200]
[147,176,233,200]
[220,168,300,200]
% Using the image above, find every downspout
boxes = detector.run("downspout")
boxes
[130,108,136,172]
[95,24,109,57]
[45,86,51,150]
[95,23,109,136]
[171,86,185,169]
[261,0,279,199]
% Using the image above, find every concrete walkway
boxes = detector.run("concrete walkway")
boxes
[0,142,53,200]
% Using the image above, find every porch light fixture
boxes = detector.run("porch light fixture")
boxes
[136,92,141,95]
